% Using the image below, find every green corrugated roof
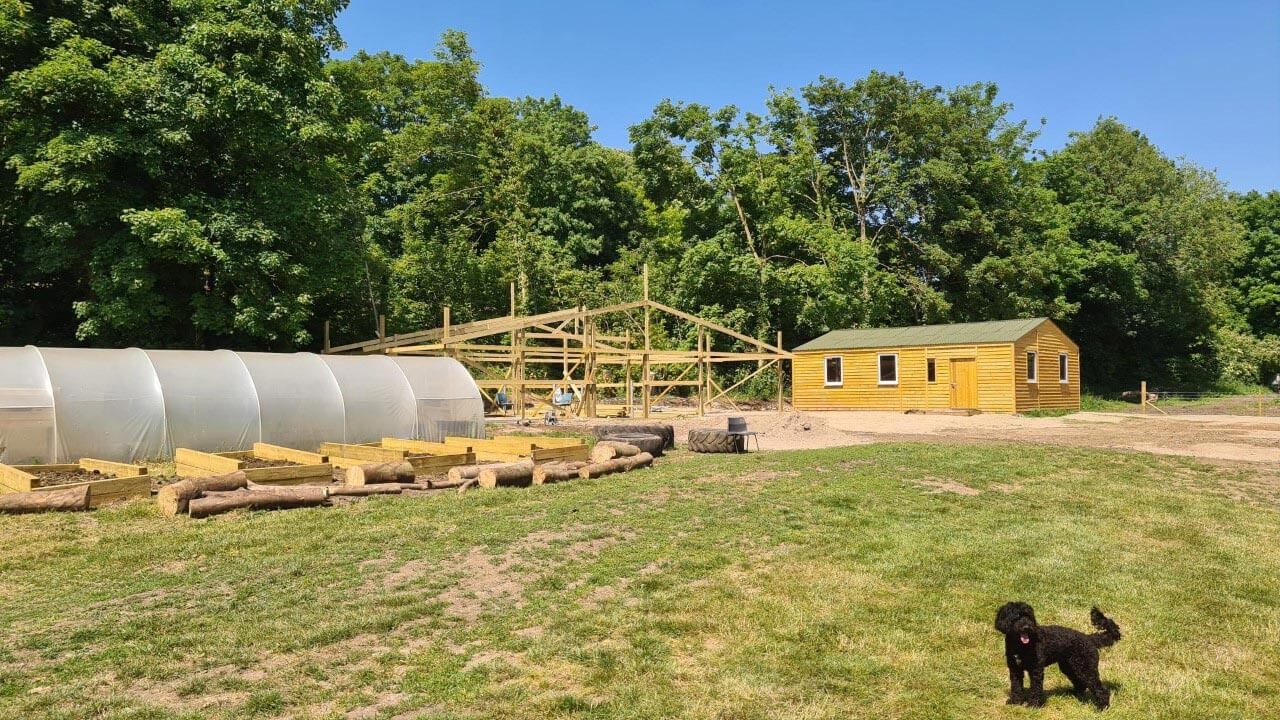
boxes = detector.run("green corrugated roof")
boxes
[792,318,1049,352]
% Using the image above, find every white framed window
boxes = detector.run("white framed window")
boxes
[878,353,899,385]
[1026,351,1038,383]
[824,355,843,387]
[927,357,937,383]
[1059,353,1069,384]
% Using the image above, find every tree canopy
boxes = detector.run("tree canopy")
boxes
[1,8,1271,390]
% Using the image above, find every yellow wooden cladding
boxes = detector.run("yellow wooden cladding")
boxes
[1013,322,1081,412]
[791,319,1079,413]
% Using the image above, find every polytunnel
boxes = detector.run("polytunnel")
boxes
[0,347,484,464]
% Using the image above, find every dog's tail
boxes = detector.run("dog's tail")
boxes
[1089,606,1122,648]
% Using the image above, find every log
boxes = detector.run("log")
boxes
[532,461,589,485]
[345,461,415,486]
[327,484,404,496]
[578,452,654,480]
[156,471,248,517]
[424,478,466,489]
[445,464,486,483]
[589,442,641,464]
[189,486,328,519]
[477,459,536,489]
[0,485,90,514]
[457,478,479,495]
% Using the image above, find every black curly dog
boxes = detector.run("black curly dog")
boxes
[994,602,1122,709]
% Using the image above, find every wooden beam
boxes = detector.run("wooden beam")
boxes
[175,448,243,474]
[253,443,327,466]
[648,300,790,355]
[78,458,147,477]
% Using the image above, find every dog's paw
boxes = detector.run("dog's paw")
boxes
[1006,696,1025,706]
[1026,697,1046,708]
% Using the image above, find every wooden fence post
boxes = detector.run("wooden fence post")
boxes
[1140,380,1147,415]
[777,330,784,413]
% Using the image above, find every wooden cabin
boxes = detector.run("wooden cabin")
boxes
[790,318,1080,413]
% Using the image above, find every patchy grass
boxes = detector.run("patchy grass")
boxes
[1018,408,1078,418]
[1080,393,1132,412]
[1,443,1278,719]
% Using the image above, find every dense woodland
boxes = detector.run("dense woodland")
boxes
[1,1,1277,391]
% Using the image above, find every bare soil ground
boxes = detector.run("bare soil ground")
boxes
[503,409,1280,467]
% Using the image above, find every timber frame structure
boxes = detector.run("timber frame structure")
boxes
[323,269,792,419]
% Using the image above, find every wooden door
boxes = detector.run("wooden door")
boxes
[950,359,978,409]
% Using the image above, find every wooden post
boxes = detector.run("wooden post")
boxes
[622,329,631,415]
[1140,380,1147,415]
[322,321,330,354]
[443,306,450,339]
[697,327,706,416]
[643,264,651,419]
[516,329,525,421]
[777,330,784,413]
[377,314,386,354]
[1260,395,1264,417]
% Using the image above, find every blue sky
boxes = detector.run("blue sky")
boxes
[335,1,1280,191]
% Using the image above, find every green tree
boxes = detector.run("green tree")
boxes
[1042,119,1245,388]
[0,0,365,348]
[1234,191,1280,338]
[335,34,647,337]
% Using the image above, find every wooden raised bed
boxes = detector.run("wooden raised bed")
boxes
[0,458,149,508]
[440,436,590,464]
[175,443,332,485]
[320,440,475,473]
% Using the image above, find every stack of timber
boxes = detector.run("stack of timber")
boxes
[320,439,474,476]
[462,439,656,491]
[160,459,467,518]
[579,451,654,479]
[0,458,150,509]
[176,444,332,485]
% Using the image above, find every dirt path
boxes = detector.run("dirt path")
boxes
[504,410,1280,466]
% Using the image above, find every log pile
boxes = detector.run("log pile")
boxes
[159,461,469,518]
[579,451,653,479]
[149,434,661,516]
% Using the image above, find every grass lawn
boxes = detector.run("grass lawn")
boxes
[1,443,1278,719]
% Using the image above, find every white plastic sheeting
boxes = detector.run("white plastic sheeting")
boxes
[144,349,259,454]
[0,347,483,463]
[320,355,417,443]
[0,347,56,465]
[392,357,486,441]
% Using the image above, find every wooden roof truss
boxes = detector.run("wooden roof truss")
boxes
[324,271,791,419]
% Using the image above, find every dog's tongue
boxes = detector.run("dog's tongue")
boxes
[1019,633,1031,645]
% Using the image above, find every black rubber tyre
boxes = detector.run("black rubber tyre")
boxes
[687,429,741,454]
[593,423,675,449]
[600,432,665,456]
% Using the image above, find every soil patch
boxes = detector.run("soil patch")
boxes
[907,477,981,496]
[240,457,299,469]
[35,469,115,486]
